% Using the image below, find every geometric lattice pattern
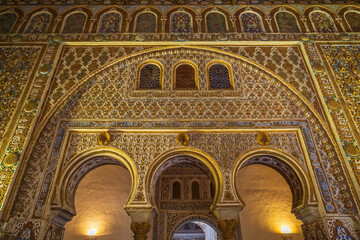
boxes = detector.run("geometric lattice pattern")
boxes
[171,12,192,34]
[139,64,161,89]
[0,13,17,34]
[275,12,300,33]
[135,12,156,33]
[241,12,263,33]
[206,12,227,33]
[99,12,122,33]
[62,12,86,33]
[25,13,51,34]
[310,12,336,33]
[345,12,360,32]
[208,64,232,89]
[175,64,197,89]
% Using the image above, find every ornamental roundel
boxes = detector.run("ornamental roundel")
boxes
[310,11,336,33]
[171,11,192,34]
[208,63,232,89]
[0,12,17,34]
[206,12,228,33]
[135,12,156,33]
[240,12,263,33]
[25,13,51,34]
[98,12,122,33]
[62,12,87,34]
[138,63,162,89]
[345,11,360,32]
[275,11,300,33]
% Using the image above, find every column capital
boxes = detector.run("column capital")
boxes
[292,206,320,224]
[131,222,151,240]
[218,219,238,240]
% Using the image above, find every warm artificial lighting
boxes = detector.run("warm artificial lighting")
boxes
[281,226,291,234]
[281,226,293,240]
[87,229,97,236]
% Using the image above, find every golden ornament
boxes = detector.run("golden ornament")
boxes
[94,34,104,42]
[52,35,62,42]
[12,35,22,42]
[312,62,324,72]
[256,132,270,146]
[340,33,350,41]
[300,34,310,41]
[98,131,111,146]
[39,64,51,75]
[24,100,37,112]
[327,98,340,110]
[177,132,190,146]
[259,33,269,41]
[3,153,19,167]
[344,143,359,157]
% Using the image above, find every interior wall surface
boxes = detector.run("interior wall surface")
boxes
[63,165,133,240]
[236,164,304,240]
[0,2,359,240]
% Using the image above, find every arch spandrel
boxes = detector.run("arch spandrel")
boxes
[7,46,360,220]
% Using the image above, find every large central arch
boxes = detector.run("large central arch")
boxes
[145,147,223,212]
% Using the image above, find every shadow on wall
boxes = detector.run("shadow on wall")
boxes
[63,165,133,240]
[236,164,304,240]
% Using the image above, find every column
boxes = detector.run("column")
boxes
[131,222,151,240]
[127,208,154,240]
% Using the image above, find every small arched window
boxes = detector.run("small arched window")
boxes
[208,63,232,89]
[310,11,336,33]
[275,11,300,33]
[172,181,181,199]
[171,11,192,34]
[98,12,122,33]
[174,62,197,90]
[62,12,87,33]
[345,11,360,32]
[206,12,228,33]
[191,181,200,200]
[138,63,162,89]
[25,13,51,34]
[240,12,263,33]
[0,12,17,34]
[135,12,156,33]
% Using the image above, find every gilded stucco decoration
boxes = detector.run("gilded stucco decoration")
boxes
[0,3,360,240]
